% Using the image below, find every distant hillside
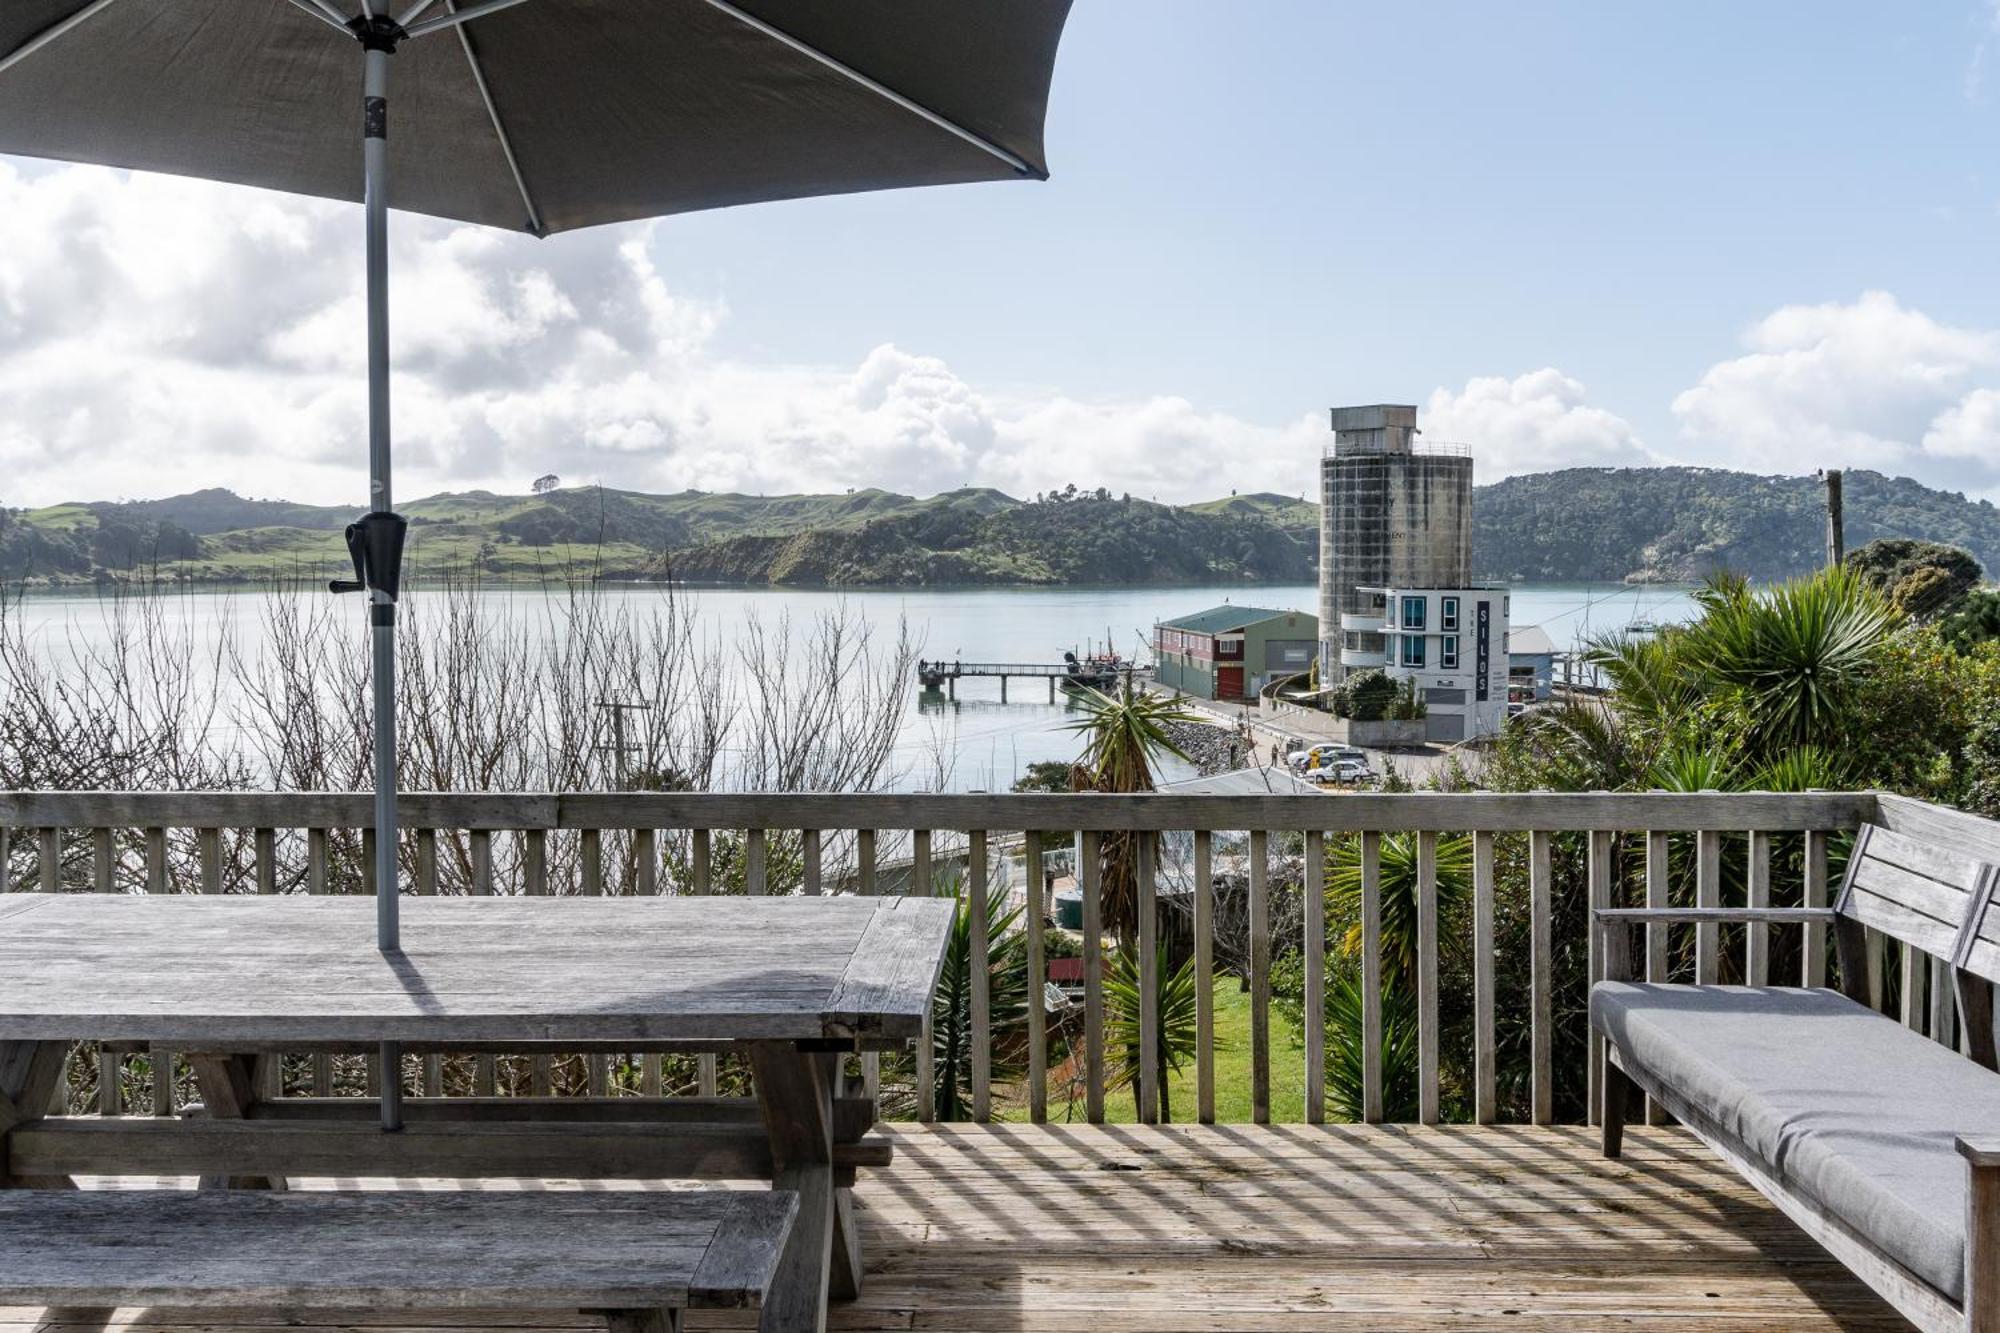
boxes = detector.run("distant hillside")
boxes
[656,489,1310,587]
[2,466,1993,589]
[1472,468,2000,582]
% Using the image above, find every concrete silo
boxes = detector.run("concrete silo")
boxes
[1318,405,1474,678]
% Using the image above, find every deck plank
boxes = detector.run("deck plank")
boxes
[0,1125,1906,1331]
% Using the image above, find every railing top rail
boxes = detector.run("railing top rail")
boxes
[0,789,1881,833]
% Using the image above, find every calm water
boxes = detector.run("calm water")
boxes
[9,581,1697,791]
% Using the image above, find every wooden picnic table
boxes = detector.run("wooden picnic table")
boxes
[0,893,955,1333]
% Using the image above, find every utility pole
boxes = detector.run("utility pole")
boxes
[1820,469,1844,567]
[593,699,653,790]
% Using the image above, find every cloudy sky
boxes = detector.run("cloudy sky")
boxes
[3,2,1999,509]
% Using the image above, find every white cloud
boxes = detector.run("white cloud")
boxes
[1420,370,1656,477]
[1670,291,2000,494]
[0,161,1347,507]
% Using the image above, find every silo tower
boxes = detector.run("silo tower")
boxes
[1318,404,1474,677]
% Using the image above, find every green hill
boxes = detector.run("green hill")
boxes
[2,466,1994,589]
[1472,468,2000,582]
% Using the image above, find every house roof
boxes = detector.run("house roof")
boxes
[1509,625,1558,657]
[1155,604,1313,635]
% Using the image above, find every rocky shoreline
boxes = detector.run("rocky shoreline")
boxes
[1162,718,1254,777]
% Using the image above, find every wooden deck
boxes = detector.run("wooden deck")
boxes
[2,1124,1907,1331]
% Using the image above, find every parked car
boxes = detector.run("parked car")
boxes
[1287,744,1367,771]
[1304,758,1377,786]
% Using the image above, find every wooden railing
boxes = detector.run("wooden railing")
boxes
[6,787,1967,1128]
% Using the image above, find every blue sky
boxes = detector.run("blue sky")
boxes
[2,2,1998,506]
[655,1,2000,449]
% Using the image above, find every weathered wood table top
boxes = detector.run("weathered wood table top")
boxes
[0,894,954,1046]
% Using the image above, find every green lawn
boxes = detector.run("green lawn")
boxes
[999,976,1307,1124]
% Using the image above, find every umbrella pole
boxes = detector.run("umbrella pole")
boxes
[364,38,403,1133]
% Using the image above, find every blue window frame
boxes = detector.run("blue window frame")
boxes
[1401,635,1425,668]
[1401,596,1426,631]
[1441,597,1459,632]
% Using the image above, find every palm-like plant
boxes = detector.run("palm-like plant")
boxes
[928,875,1030,1122]
[1061,683,1197,942]
[1326,831,1473,986]
[1105,940,1201,1122]
[1682,566,1899,757]
[1325,971,1420,1122]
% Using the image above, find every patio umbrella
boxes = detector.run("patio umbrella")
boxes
[0,0,1071,1126]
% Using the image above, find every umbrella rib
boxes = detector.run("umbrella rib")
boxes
[403,0,535,39]
[0,0,128,77]
[693,0,1042,178]
[279,0,356,36]
[445,0,545,235]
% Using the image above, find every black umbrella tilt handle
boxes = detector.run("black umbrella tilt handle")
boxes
[329,511,408,604]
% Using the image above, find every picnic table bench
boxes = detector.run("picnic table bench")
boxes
[1593,819,2000,1333]
[0,1188,796,1332]
[0,893,954,1333]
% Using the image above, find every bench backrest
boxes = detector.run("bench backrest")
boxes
[1834,823,1995,967]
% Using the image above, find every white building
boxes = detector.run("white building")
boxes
[1349,585,1511,743]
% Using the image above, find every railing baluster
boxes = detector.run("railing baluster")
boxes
[635,827,657,896]
[911,829,931,896]
[1530,828,1552,1127]
[0,826,11,891]
[1024,832,1045,1124]
[1804,828,1829,988]
[1645,828,1669,1124]
[92,828,113,895]
[470,829,496,1097]
[1746,829,1772,985]
[1473,830,1495,1125]
[1303,828,1326,1126]
[580,828,603,897]
[802,829,822,896]
[1136,829,1159,1125]
[199,827,222,896]
[1902,939,1927,1032]
[524,828,548,896]
[1418,829,1440,1127]
[1194,829,1215,1126]
[857,828,876,898]
[94,828,119,1115]
[635,825,661,1094]
[1081,828,1104,1124]
[1248,827,1273,1124]
[1359,829,1381,1125]
[692,828,716,1098]
[526,827,551,1097]
[416,828,437,896]
[145,825,174,1112]
[362,827,375,897]
[470,829,493,897]
[39,828,57,892]
[307,826,331,1097]
[1695,826,1721,984]
[255,828,277,897]
[969,829,990,1122]
[1585,828,1611,1128]
[745,828,766,897]
[1931,954,1954,1049]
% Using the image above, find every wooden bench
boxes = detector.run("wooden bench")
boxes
[0,1187,796,1333]
[1593,820,2000,1333]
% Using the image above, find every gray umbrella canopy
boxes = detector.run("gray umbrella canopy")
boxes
[0,0,1070,234]
[1,0,1070,1130]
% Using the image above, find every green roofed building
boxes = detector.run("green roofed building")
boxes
[1152,604,1319,701]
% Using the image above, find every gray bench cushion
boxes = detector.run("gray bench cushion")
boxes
[1591,981,2000,1302]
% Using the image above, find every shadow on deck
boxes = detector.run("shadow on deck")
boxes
[5,1125,1906,1332]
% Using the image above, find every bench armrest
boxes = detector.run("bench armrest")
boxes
[1593,908,1835,982]
[1963,1138,2000,1329]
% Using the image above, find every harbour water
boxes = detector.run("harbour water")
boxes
[8,580,1697,791]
